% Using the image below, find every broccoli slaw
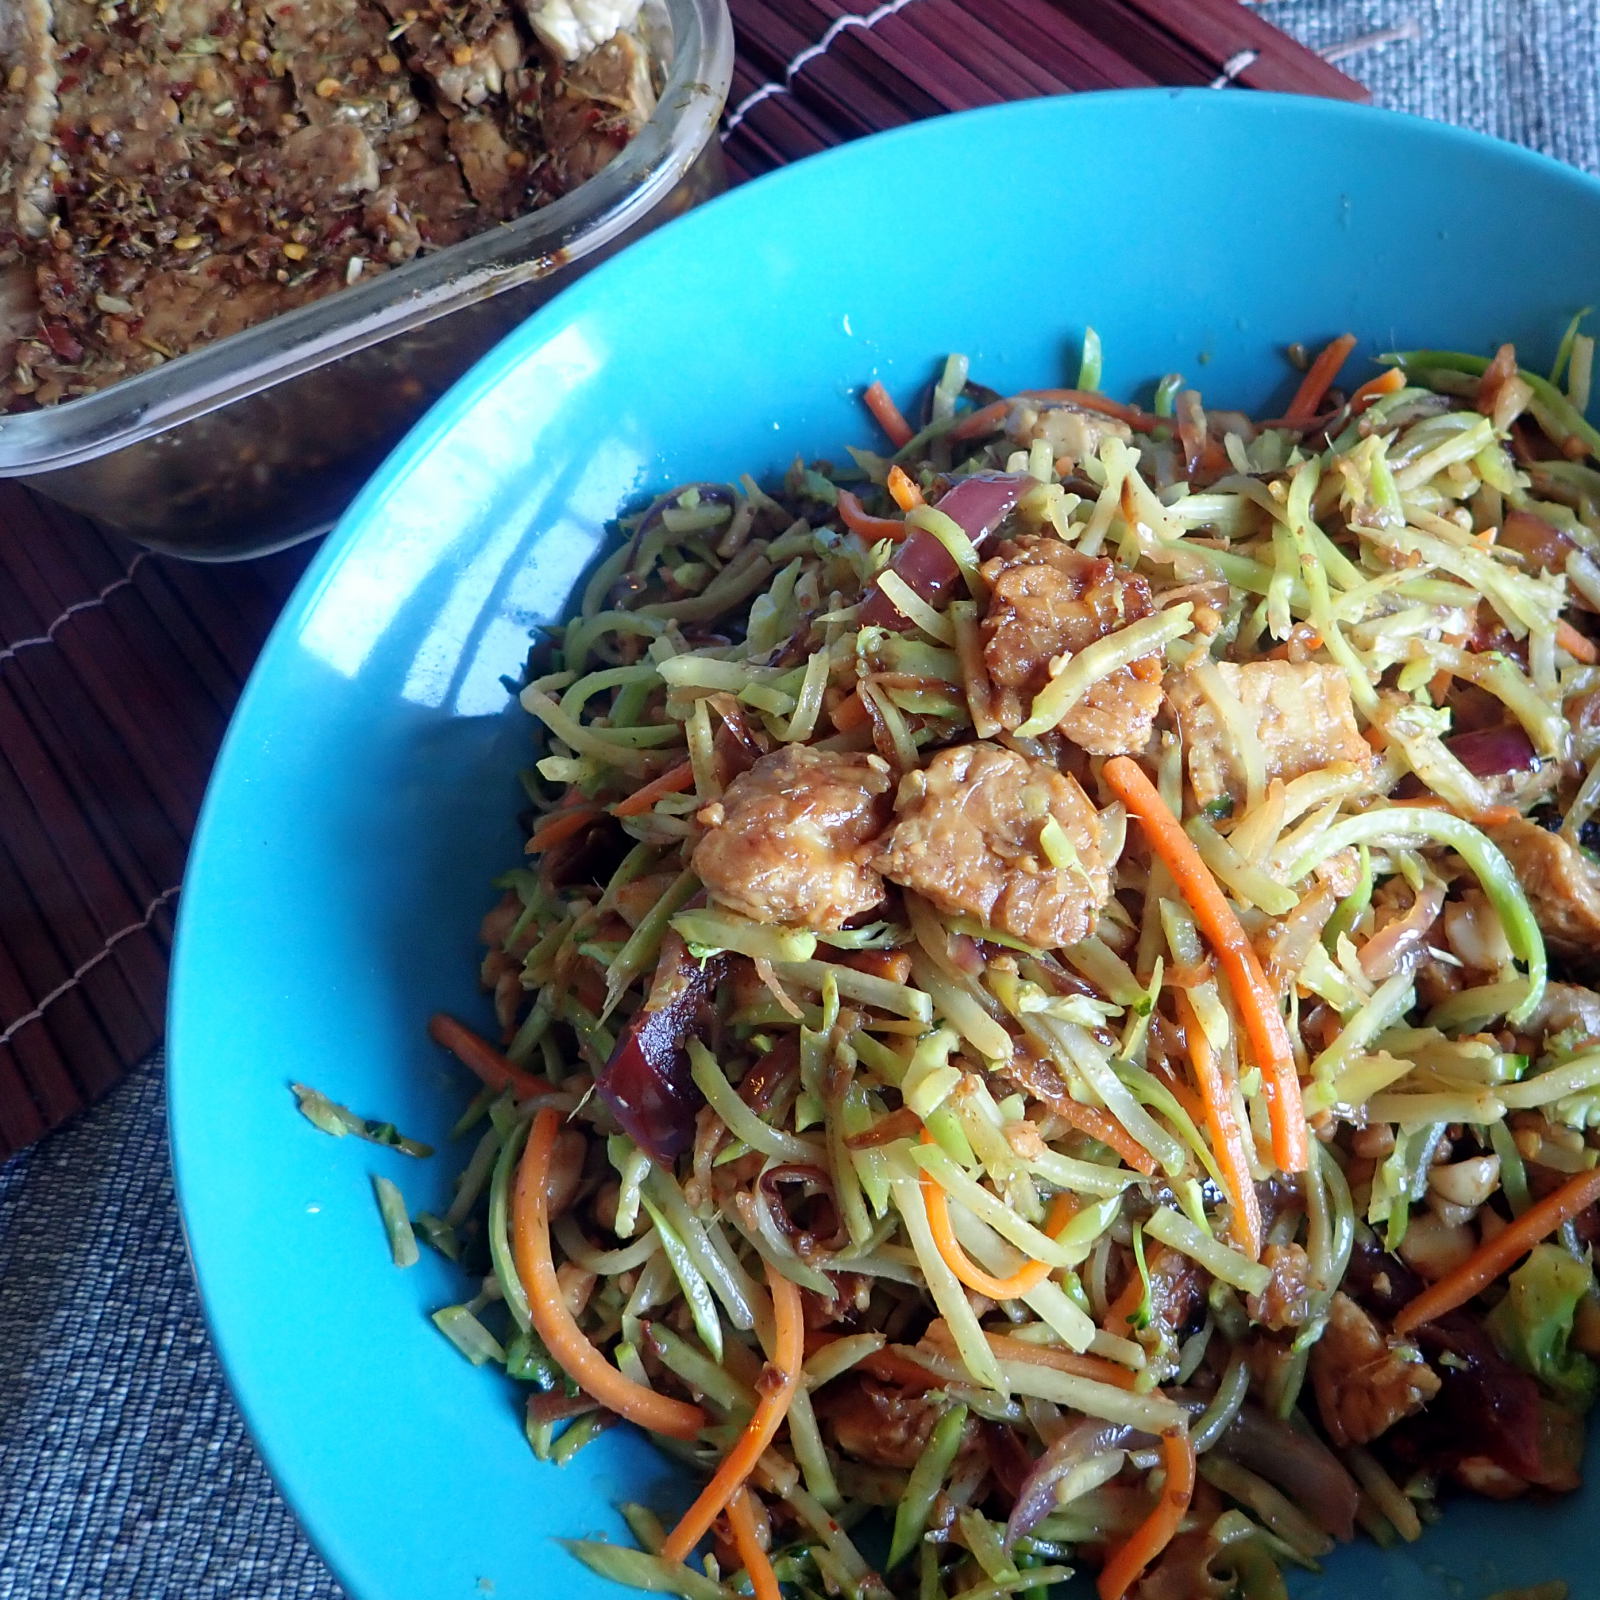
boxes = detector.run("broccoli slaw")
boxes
[412,325,1600,1600]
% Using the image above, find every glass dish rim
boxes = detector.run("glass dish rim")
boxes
[0,0,734,476]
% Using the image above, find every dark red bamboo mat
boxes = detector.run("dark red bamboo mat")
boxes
[719,0,1364,179]
[0,0,1364,1162]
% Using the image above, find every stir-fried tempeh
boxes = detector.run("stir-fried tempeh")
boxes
[422,326,1600,1600]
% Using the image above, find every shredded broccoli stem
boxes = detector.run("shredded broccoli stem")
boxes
[1288,808,1546,1023]
[638,1195,724,1362]
[395,330,1600,1600]
[891,1402,969,1567]
[1394,347,1600,458]
[372,1175,419,1268]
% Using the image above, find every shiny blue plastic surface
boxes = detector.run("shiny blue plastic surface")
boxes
[171,90,1600,1600]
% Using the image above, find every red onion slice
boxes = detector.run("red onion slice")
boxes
[1005,1419,1147,1545]
[1214,1404,1359,1541]
[595,941,723,1164]
[859,472,1032,632]
[1446,724,1538,777]
[1358,883,1447,982]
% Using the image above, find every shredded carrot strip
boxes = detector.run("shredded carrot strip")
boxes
[800,1327,844,1361]
[1426,625,1472,703]
[428,1014,546,1101]
[610,759,696,818]
[1394,1166,1600,1334]
[1558,619,1599,664]
[931,1324,1137,1390]
[1046,1092,1158,1177]
[1284,333,1358,422]
[1389,796,1520,828]
[1096,1428,1196,1600]
[1256,367,1396,431]
[525,804,601,853]
[861,1346,944,1390]
[1178,994,1263,1260]
[1019,388,1162,433]
[1102,1244,1187,1336]
[1148,1061,1208,1130]
[1102,756,1309,1174]
[830,687,872,733]
[1197,435,1230,477]
[844,1105,923,1149]
[662,1263,804,1562]
[1260,630,1323,662]
[1103,1264,1149,1336]
[1466,803,1520,827]
[863,380,915,448]
[837,947,914,986]
[988,1336,1135,1391]
[1349,366,1406,411]
[919,1139,1073,1300]
[512,1108,706,1439]
[725,1491,781,1600]
[886,464,925,511]
[949,397,1011,441]
[835,487,907,544]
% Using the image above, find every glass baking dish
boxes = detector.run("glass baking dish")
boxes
[0,0,732,560]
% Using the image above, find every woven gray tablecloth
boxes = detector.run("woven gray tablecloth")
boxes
[4,5,1599,1597]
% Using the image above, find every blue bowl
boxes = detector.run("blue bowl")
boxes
[171,89,1600,1600]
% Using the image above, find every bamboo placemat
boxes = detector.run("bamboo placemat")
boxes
[0,499,311,1156]
[720,0,1364,177]
[0,0,1364,1163]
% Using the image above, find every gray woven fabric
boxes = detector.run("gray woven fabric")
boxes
[1270,0,1600,174]
[0,1055,345,1600]
[2,6,1597,1597]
